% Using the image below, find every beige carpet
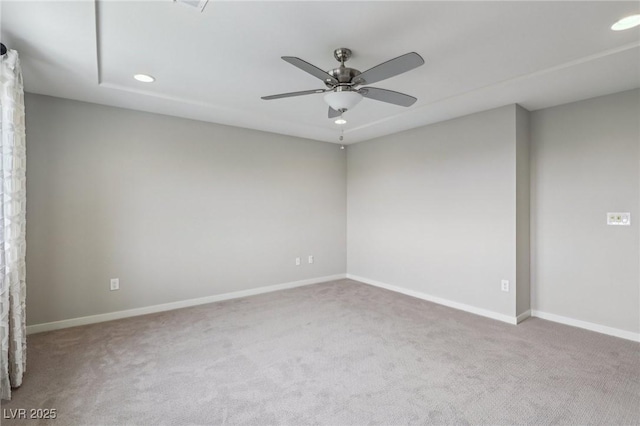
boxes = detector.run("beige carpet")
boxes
[2,279,639,425]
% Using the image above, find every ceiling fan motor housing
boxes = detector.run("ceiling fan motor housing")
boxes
[327,67,362,86]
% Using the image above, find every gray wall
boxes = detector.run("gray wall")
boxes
[25,94,347,325]
[347,105,520,317]
[531,89,639,333]
[26,89,639,334]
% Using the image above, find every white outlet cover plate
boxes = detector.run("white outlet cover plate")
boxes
[110,278,119,291]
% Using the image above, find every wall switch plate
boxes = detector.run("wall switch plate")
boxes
[501,280,509,292]
[308,255,314,264]
[607,212,630,226]
[295,257,301,266]
[110,278,119,291]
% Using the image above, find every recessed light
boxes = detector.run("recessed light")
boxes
[134,74,155,83]
[611,14,640,31]
[334,118,347,125]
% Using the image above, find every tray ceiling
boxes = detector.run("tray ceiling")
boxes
[2,1,639,144]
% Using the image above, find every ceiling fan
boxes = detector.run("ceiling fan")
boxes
[261,48,425,120]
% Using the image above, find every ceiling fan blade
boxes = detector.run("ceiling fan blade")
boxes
[261,89,326,100]
[282,57,339,85]
[355,52,424,85]
[359,87,417,107]
[328,107,341,118]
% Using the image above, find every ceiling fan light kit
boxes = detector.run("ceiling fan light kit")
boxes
[262,47,424,120]
[324,90,363,112]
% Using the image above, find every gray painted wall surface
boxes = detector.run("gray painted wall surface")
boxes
[25,94,347,325]
[347,105,519,317]
[531,89,639,333]
[25,89,639,333]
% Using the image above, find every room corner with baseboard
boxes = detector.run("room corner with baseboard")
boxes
[24,94,348,329]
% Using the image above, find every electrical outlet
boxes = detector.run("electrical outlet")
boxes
[501,280,509,292]
[295,257,301,266]
[308,255,314,264]
[110,278,120,291]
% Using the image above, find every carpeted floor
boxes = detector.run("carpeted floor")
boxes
[2,279,639,425]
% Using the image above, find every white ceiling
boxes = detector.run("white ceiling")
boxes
[2,1,639,144]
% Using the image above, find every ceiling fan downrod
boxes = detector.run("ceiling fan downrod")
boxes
[326,48,362,89]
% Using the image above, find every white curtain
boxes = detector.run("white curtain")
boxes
[0,49,27,401]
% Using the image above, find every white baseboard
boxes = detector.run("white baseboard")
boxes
[29,274,638,343]
[345,275,639,342]
[346,274,519,325]
[531,310,640,343]
[516,309,532,324]
[27,274,347,335]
